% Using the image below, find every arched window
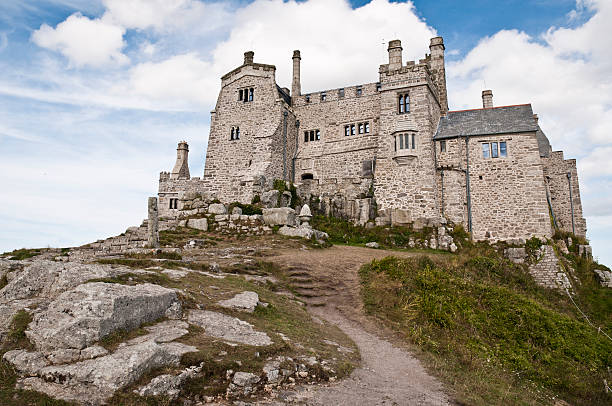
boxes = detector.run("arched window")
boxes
[398,93,410,114]
[301,173,314,180]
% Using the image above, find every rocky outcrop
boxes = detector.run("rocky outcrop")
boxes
[187,310,272,346]
[136,363,203,399]
[218,291,261,313]
[26,282,179,352]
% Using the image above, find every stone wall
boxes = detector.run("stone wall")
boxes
[542,151,587,237]
[528,245,572,291]
[437,132,552,242]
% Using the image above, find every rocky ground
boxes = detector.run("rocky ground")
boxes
[1,230,452,405]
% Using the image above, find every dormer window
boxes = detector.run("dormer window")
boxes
[398,93,410,114]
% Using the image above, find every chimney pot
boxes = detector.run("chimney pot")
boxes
[244,51,254,65]
[482,89,493,109]
[387,39,403,71]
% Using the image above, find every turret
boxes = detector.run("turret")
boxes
[429,36,448,114]
[292,50,301,98]
[387,40,403,71]
[170,141,190,180]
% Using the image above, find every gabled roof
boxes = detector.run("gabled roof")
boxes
[434,104,539,140]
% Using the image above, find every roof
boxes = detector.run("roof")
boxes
[536,126,552,158]
[434,104,539,140]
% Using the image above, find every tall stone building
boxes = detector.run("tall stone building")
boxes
[158,36,586,242]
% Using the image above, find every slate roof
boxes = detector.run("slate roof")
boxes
[536,126,552,158]
[434,104,539,140]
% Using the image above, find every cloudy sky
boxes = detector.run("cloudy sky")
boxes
[0,0,610,265]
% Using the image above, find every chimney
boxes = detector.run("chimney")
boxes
[429,36,448,114]
[244,51,254,65]
[387,40,403,71]
[292,50,301,97]
[533,114,539,124]
[482,89,493,109]
[170,141,190,180]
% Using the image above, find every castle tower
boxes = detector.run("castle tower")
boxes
[482,89,493,108]
[387,40,403,71]
[429,37,448,114]
[170,141,190,180]
[292,50,301,98]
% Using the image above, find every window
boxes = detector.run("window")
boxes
[338,88,345,98]
[376,82,381,92]
[396,132,416,151]
[230,127,240,140]
[305,95,311,103]
[231,127,235,140]
[239,88,253,103]
[321,92,326,101]
[301,173,314,180]
[350,124,356,135]
[238,89,243,101]
[344,125,350,136]
[235,127,240,139]
[398,93,410,114]
[356,86,362,97]
[304,129,320,143]
[169,198,178,209]
[491,142,499,158]
[248,88,254,101]
[358,123,364,134]
[440,140,446,152]
[365,122,370,133]
[482,143,491,159]
[500,141,507,157]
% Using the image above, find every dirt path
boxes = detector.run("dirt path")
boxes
[265,246,452,406]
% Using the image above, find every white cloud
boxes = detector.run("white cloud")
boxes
[31,12,128,67]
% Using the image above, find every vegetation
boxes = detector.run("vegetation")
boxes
[159,227,220,248]
[228,202,263,215]
[359,247,612,406]
[273,179,300,208]
[2,248,44,260]
[0,274,7,290]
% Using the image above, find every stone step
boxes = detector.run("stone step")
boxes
[294,288,333,298]
[301,297,327,307]
[288,275,315,283]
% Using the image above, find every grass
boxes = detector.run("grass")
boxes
[3,248,44,260]
[0,274,7,290]
[312,214,449,251]
[159,227,220,247]
[359,252,612,406]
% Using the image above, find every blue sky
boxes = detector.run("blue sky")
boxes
[0,0,610,266]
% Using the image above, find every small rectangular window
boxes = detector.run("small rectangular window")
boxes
[321,92,326,101]
[399,135,404,149]
[358,123,364,134]
[491,142,499,158]
[345,125,349,136]
[412,133,416,149]
[249,88,254,101]
[310,131,315,142]
[440,140,446,152]
[500,141,507,157]
[316,130,320,140]
[405,95,410,113]
[350,124,355,135]
[404,134,410,149]
[365,122,370,133]
[338,88,344,98]
[356,86,362,97]
[304,131,308,142]
[482,143,491,159]
[399,95,404,113]
[305,95,310,103]
[376,82,381,92]
[238,90,243,101]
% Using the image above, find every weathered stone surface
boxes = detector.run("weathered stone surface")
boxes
[263,208,296,226]
[136,363,202,399]
[187,310,272,346]
[278,225,328,241]
[261,190,280,208]
[3,350,50,376]
[228,371,261,396]
[218,291,260,313]
[23,341,196,405]
[365,242,380,249]
[47,349,81,365]
[0,261,130,303]
[232,206,243,215]
[579,245,592,260]
[80,346,108,360]
[186,218,208,232]
[162,268,189,280]
[594,269,612,288]
[505,247,527,264]
[528,245,572,290]
[127,320,189,345]
[26,282,178,352]
[208,203,227,215]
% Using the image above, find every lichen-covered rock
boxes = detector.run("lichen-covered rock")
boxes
[208,203,227,215]
[365,242,380,249]
[228,371,260,395]
[127,320,189,345]
[26,282,179,352]
[218,291,260,313]
[263,208,296,226]
[136,363,202,399]
[278,225,328,241]
[186,218,208,231]
[261,190,280,208]
[21,340,197,405]
[3,349,50,376]
[187,310,272,346]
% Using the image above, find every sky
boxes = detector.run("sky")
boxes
[0,0,610,266]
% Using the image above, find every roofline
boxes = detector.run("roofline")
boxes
[433,129,538,140]
[446,103,532,114]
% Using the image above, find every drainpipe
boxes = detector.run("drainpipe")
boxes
[282,111,288,181]
[544,177,558,230]
[440,171,445,217]
[464,135,473,236]
[292,119,300,183]
[567,171,575,234]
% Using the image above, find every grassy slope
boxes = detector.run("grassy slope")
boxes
[359,242,612,406]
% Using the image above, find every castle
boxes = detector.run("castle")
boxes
[158,36,586,243]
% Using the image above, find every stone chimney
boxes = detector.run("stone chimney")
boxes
[387,40,403,71]
[170,141,190,180]
[244,51,254,65]
[429,36,448,114]
[533,114,539,124]
[292,50,301,97]
[482,90,493,109]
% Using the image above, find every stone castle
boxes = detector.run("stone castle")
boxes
[158,36,586,243]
